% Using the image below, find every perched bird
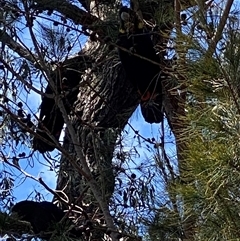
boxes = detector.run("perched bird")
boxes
[11,200,82,239]
[117,6,164,124]
[33,65,80,153]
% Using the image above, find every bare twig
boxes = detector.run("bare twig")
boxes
[0,30,38,64]
[206,0,234,56]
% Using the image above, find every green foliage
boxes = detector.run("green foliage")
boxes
[1,0,240,240]
[179,16,240,241]
[146,3,240,241]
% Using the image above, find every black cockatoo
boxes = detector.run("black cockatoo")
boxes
[11,200,82,239]
[117,6,164,124]
[33,66,80,153]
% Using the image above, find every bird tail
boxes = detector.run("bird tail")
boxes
[33,109,64,153]
[140,93,163,124]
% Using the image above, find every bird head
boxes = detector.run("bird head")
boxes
[119,6,143,34]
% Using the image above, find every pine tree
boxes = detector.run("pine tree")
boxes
[0,0,238,240]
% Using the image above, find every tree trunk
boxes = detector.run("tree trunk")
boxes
[54,44,139,238]
[46,0,195,240]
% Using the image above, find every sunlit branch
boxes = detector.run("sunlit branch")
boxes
[207,0,234,56]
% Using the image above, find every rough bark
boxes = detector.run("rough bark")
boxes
[31,0,201,239]
[54,44,138,239]
[50,1,192,240]
[0,0,224,240]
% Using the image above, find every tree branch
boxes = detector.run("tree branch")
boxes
[0,212,32,236]
[34,0,100,28]
[0,30,38,64]
[207,0,234,56]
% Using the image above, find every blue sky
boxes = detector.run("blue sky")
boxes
[0,1,176,207]
[12,106,169,202]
